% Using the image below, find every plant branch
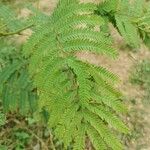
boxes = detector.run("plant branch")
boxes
[0,24,34,37]
[48,129,56,150]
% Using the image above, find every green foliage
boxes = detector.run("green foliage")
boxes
[0,3,45,37]
[0,4,31,34]
[0,39,37,115]
[13,131,31,149]
[0,111,6,126]
[23,0,128,149]
[1,0,150,149]
[5,0,150,149]
[97,0,150,48]
[0,145,7,150]
[0,3,38,114]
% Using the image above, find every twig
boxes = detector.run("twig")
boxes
[37,0,40,10]
[27,128,49,150]
[0,24,34,37]
[49,129,56,150]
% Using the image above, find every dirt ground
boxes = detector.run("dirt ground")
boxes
[16,0,150,149]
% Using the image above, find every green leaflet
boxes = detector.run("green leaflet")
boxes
[0,40,38,114]
[97,0,150,49]
[0,4,23,32]
[144,35,150,49]
[97,0,119,14]
[87,125,107,150]
[64,39,117,58]
[1,65,38,114]
[0,4,33,36]
[85,111,123,150]
[86,105,129,133]
[73,124,86,150]
[115,15,141,47]
[0,111,6,126]
[0,61,22,84]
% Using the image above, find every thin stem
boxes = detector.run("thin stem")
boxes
[37,0,40,10]
[49,129,56,150]
[0,24,34,37]
[138,26,150,33]
[0,24,7,30]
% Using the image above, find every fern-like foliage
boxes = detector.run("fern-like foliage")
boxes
[0,3,44,37]
[0,40,37,115]
[0,4,29,34]
[24,0,128,149]
[0,4,42,115]
[97,0,150,48]
[0,110,6,126]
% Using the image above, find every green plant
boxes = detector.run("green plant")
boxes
[0,40,37,115]
[0,4,38,115]
[23,0,129,149]
[97,0,150,48]
[12,130,30,149]
[1,0,150,149]
[0,111,6,126]
[0,145,7,150]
